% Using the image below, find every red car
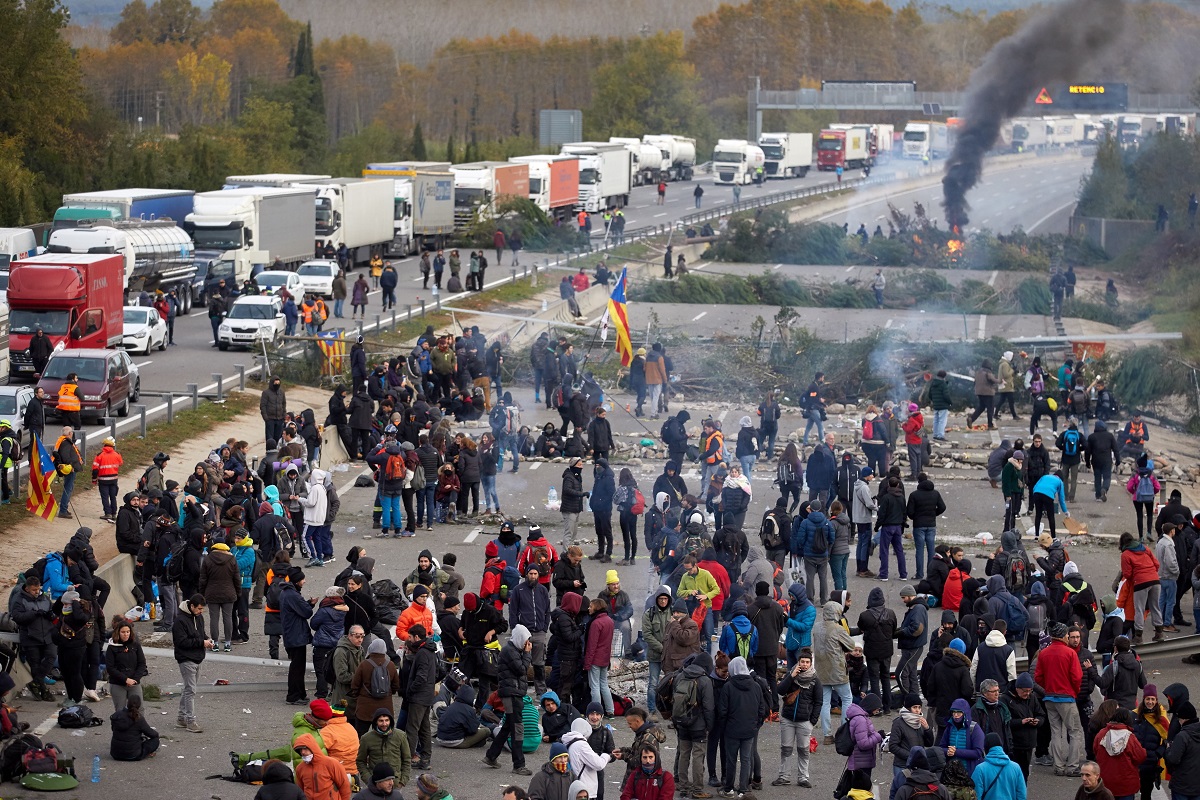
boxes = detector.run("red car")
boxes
[37,348,141,423]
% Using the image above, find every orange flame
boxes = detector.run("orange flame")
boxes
[912,234,922,245]
[947,239,964,254]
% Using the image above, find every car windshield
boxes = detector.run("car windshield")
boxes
[11,309,69,335]
[298,264,332,276]
[0,395,17,414]
[124,309,152,326]
[43,356,105,382]
[903,130,927,142]
[227,303,276,320]
[256,273,289,289]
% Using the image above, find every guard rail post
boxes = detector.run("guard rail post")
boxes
[374,314,381,334]
[188,384,198,411]
[420,299,426,318]
[511,269,517,285]
[166,393,175,424]
[108,418,117,442]
[78,429,88,460]
[136,405,147,438]
[235,364,246,391]
[212,373,224,402]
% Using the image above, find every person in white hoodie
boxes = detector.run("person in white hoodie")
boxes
[301,468,330,567]
[1156,523,1180,633]
[563,717,612,798]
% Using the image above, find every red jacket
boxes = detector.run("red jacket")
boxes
[517,537,557,586]
[1120,544,1160,590]
[697,559,730,611]
[91,444,123,481]
[583,608,614,671]
[1093,723,1146,797]
[942,568,966,612]
[620,762,676,800]
[902,413,925,446]
[1034,639,1083,699]
[572,272,590,293]
[480,557,508,610]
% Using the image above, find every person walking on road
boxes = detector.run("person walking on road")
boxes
[493,228,506,266]
[693,184,704,209]
[172,593,210,733]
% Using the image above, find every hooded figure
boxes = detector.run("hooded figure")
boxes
[293,732,351,800]
[357,707,411,785]
[652,461,688,508]
[813,600,853,688]
[936,698,986,774]
[785,582,817,653]
[563,717,611,798]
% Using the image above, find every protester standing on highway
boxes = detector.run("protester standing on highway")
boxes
[482,623,533,775]
[55,371,82,430]
[23,386,45,447]
[54,425,83,513]
[260,377,287,444]
[91,436,123,522]
[693,184,704,209]
[493,228,506,266]
[331,270,347,318]
[173,593,210,733]
[380,262,398,310]
[208,292,226,347]
[966,360,1000,429]
[280,567,314,705]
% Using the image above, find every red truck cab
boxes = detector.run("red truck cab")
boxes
[816,130,849,171]
[7,254,125,381]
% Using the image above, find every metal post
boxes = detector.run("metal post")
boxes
[166,393,175,423]
[391,309,397,329]
[420,300,426,318]
[532,261,540,288]
[78,430,87,460]
[136,405,147,437]
[435,293,441,311]
[235,364,246,390]
[356,320,364,339]
[212,374,224,402]
[374,314,381,333]
[511,269,516,285]
[187,384,198,410]
[109,418,118,442]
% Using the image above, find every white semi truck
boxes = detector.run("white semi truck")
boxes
[642,134,696,182]
[559,143,633,212]
[712,140,766,185]
[757,132,812,178]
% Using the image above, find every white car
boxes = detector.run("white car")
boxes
[0,385,34,443]
[254,270,303,297]
[297,260,339,298]
[218,295,285,350]
[122,306,168,355]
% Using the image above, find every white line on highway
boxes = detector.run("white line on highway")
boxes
[530,462,541,470]
[978,315,987,339]
[692,311,707,321]
[845,266,854,273]
[1007,204,1017,210]
[717,409,728,422]
[981,218,991,225]
[1028,200,1078,233]
[653,213,667,218]
[773,264,782,270]
[692,262,708,271]
[988,271,998,287]
[135,360,154,368]
[464,528,482,544]
[885,319,893,329]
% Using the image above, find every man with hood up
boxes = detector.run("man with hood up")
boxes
[300,468,331,566]
[294,733,351,800]
[858,587,898,713]
[1165,700,1200,798]
[564,717,612,798]
[436,685,489,748]
[530,742,576,800]
[591,459,616,562]
[793,500,833,602]
[561,458,587,549]
[718,600,758,661]
[814,600,854,742]
[784,582,816,664]
[671,651,716,799]
[893,747,949,800]
[906,475,946,581]
[936,698,986,775]
[642,587,673,712]
[483,624,534,775]
[549,593,584,708]
[652,461,688,509]
[718,656,768,797]
[971,613,1016,692]
[539,689,581,742]
[661,410,691,465]
[1086,420,1121,502]
[972,732,1026,800]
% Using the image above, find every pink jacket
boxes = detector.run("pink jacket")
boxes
[583,609,614,670]
[1125,472,1161,499]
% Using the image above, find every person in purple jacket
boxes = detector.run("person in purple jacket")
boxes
[844,693,885,791]
[937,697,987,776]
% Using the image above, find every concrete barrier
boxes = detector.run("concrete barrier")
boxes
[96,552,140,617]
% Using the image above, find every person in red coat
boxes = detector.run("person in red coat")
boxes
[1035,622,1085,774]
[584,598,615,716]
[620,742,675,800]
[1092,708,1146,799]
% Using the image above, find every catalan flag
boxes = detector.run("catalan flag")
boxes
[316,329,347,376]
[601,267,633,367]
[26,434,58,521]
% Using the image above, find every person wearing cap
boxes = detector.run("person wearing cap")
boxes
[352,761,404,799]
[529,742,575,800]
[90,435,123,521]
[1035,622,1084,775]
[971,731,1026,800]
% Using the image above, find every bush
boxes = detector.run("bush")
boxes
[1016,279,1051,315]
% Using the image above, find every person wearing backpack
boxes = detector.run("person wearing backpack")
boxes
[792,500,833,602]
[351,639,401,737]
[1126,454,1161,542]
[368,443,407,539]
[717,600,759,661]
[1057,422,1085,503]
[858,588,898,713]
[671,651,716,798]
[717,656,768,798]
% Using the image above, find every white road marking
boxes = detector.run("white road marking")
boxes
[135,360,154,368]
[1028,200,1078,233]
[988,270,998,287]
[885,319,893,329]
[981,218,991,224]
[978,315,987,339]
[845,266,854,272]
[692,311,707,321]
[464,528,482,543]
[773,264,782,270]
[692,262,708,271]
[717,409,728,422]
[653,213,668,218]
[530,461,541,470]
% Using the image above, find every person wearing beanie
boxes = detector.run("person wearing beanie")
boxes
[395,584,434,643]
[279,567,314,706]
[747,578,786,703]
[971,730,1025,800]
[1165,700,1200,798]
[662,596,701,675]
[352,760,403,799]
[888,691,934,798]
[774,647,820,788]
[927,636,973,737]
[351,642,400,736]
[320,693,361,782]
[199,528,240,652]
[402,622,439,770]
[893,746,942,800]
[310,587,350,701]
[529,741,575,800]
[290,698,331,755]
[1001,671,1046,779]
[843,692,884,790]
[895,584,928,701]
[852,464,878,578]
[510,561,552,696]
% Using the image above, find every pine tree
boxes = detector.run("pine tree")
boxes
[446,132,457,164]
[411,122,427,160]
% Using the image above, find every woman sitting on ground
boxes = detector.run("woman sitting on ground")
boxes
[110,695,159,761]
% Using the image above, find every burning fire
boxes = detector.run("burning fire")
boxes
[912,234,922,245]
[947,239,964,254]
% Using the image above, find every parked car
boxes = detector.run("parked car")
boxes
[217,295,285,351]
[0,384,35,443]
[254,270,302,297]
[37,348,140,422]
[296,259,339,298]
[122,306,168,355]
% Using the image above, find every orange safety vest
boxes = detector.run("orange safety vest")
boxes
[301,303,314,324]
[704,431,725,464]
[91,445,123,479]
[1128,421,1145,439]
[577,211,587,228]
[54,435,81,466]
[313,298,328,322]
[57,383,81,412]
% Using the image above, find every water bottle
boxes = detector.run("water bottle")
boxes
[91,755,100,783]
[547,487,558,506]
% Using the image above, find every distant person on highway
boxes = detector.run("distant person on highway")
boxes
[871,270,885,308]
[24,386,45,446]
[332,270,347,318]
[29,327,53,374]
[693,184,703,208]
[207,292,226,347]
[369,253,383,288]
[657,180,666,205]
[380,263,398,311]
[509,231,523,267]
[493,227,506,266]
[836,165,844,184]
[663,245,674,278]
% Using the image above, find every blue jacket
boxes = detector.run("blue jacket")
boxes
[804,446,836,493]
[896,600,929,650]
[719,607,760,658]
[278,582,313,649]
[937,698,986,775]
[309,600,346,649]
[791,511,832,560]
[785,583,817,651]
[42,552,72,600]
[508,579,550,633]
[234,543,256,590]
[590,464,615,513]
[972,746,1027,800]
[1032,474,1068,514]
[437,685,482,741]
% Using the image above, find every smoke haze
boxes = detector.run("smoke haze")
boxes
[942,0,1126,228]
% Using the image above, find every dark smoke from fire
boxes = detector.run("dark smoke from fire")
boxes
[941,0,1126,228]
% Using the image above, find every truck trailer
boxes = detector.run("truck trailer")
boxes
[757,132,812,178]
[448,162,531,231]
[508,155,581,222]
[558,143,633,212]
[7,253,125,380]
[902,122,950,160]
[53,189,195,241]
[642,135,696,182]
[362,164,454,255]
[607,138,663,186]
[712,140,766,185]
[223,174,332,188]
[304,178,395,263]
[184,186,316,294]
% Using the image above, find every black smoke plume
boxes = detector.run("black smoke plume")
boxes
[942,0,1126,228]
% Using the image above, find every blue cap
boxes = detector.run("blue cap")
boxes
[949,638,966,654]
[859,467,874,479]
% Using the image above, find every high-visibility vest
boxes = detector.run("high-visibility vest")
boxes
[704,431,725,464]
[313,299,327,322]
[92,445,122,479]
[301,303,314,324]
[57,383,81,412]
[577,211,587,228]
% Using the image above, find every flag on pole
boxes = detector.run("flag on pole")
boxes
[26,434,59,521]
[315,329,347,376]
[607,267,633,366]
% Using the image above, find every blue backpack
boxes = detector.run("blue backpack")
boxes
[1061,429,1081,457]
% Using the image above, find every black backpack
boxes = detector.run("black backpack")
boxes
[365,660,391,699]
[57,705,102,729]
[809,519,831,555]
[162,538,188,584]
[834,719,854,756]
[760,511,785,549]
[136,466,155,493]
[0,734,41,782]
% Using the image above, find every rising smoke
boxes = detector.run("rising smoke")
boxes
[941,0,1126,229]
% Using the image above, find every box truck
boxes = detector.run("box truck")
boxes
[7,253,125,380]
[362,164,455,255]
[184,186,316,295]
[304,178,395,263]
[53,189,195,240]
[712,140,766,185]
[448,162,531,231]
[1010,118,1048,152]
[47,221,198,311]
[757,132,812,178]
[902,122,950,160]
[508,155,581,222]
[642,135,696,181]
[558,143,633,212]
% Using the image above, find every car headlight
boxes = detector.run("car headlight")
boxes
[219,324,232,334]
[83,395,101,401]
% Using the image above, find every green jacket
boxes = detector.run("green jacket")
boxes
[357,725,411,786]
[998,359,1015,392]
[430,348,456,375]
[331,635,365,711]
[1001,461,1024,498]
[291,713,328,754]
[677,568,721,607]
[927,377,953,411]
[642,605,671,663]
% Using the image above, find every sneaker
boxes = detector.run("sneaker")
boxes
[223,643,232,652]
[176,718,188,729]
[719,791,736,798]
[482,758,501,769]
[771,778,790,787]
[512,767,532,776]
[82,688,101,702]
[425,525,433,531]
[400,531,416,537]
[707,778,722,788]
[186,721,204,733]
[691,792,713,799]
[1064,767,1082,777]
[1035,755,1054,766]
[798,779,812,788]
[1101,492,1108,502]
[286,696,310,706]
[878,576,889,582]
[750,781,763,791]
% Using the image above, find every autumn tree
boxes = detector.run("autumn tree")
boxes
[165,51,231,127]
[148,0,204,44]
[110,0,152,45]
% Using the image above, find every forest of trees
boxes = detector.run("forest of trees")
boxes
[5,0,1200,227]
